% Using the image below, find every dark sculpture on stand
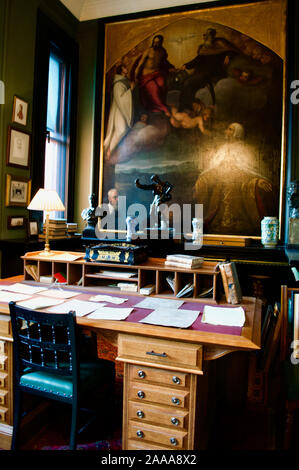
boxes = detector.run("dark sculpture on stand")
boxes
[135,174,173,229]
[81,193,98,238]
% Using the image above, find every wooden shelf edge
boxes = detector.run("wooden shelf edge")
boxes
[116,356,204,375]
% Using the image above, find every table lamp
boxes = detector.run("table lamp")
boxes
[27,188,65,255]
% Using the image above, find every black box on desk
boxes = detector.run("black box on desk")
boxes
[84,243,148,265]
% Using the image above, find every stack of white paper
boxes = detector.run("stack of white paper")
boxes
[201,305,245,327]
[98,270,137,278]
[139,285,155,296]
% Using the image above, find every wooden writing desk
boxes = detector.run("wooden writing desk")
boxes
[0,274,261,450]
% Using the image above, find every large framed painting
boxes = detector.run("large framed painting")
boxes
[98,0,287,239]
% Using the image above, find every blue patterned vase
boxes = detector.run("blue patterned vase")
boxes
[261,216,279,248]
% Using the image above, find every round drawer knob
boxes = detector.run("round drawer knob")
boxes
[138,370,146,379]
[137,410,144,418]
[137,430,144,438]
[172,376,181,385]
[171,417,180,426]
[172,397,180,405]
[137,390,145,399]
[170,437,178,446]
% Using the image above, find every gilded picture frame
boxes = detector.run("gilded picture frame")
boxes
[5,174,32,207]
[98,0,287,240]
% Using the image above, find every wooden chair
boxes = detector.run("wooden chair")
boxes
[280,285,299,449]
[247,301,282,404]
[9,301,115,450]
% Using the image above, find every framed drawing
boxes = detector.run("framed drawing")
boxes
[7,215,27,229]
[5,174,32,207]
[12,96,28,126]
[6,126,31,168]
[98,0,287,240]
[27,220,39,239]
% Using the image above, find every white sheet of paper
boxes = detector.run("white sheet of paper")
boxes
[88,294,127,304]
[201,305,245,327]
[17,297,65,310]
[139,308,199,328]
[1,283,48,295]
[87,307,133,321]
[0,291,32,303]
[47,299,103,317]
[38,289,80,299]
[136,297,185,310]
[98,270,137,278]
[38,252,84,261]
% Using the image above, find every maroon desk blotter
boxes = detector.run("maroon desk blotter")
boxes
[83,293,243,336]
[0,281,243,336]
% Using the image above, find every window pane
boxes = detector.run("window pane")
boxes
[46,55,60,132]
[44,50,70,220]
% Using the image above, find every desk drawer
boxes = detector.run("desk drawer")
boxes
[127,439,172,450]
[128,401,189,429]
[118,334,202,374]
[128,420,188,449]
[129,382,189,408]
[129,364,189,388]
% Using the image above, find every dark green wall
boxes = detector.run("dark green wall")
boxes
[0,0,78,242]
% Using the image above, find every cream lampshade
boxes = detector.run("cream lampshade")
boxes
[27,188,65,255]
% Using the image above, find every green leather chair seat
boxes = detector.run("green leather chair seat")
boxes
[283,361,299,401]
[20,359,115,399]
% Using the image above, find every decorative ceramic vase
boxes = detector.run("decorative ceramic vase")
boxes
[126,216,137,242]
[261,216,279,248]
[192,218,203,245]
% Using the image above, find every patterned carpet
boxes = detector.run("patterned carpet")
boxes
[41,434,122,450]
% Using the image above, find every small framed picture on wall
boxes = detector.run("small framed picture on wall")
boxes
[5,174,31,207]
[7,215,27,229]
[6,126,31,168]
[12,96,28,126]
[27,220,39,239]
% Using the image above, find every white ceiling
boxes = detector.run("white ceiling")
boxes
[59,0,220,21]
